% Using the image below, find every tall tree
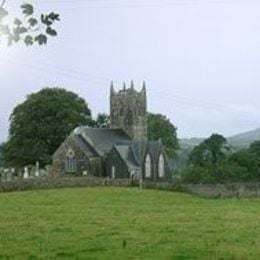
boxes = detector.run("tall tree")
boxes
[0,142,7,168]
[0,1,59,46]
[6,88,93,166]
[249,140,260,157]
[147,113,179,158]
[94,113,110,128]
[189,134,228,167]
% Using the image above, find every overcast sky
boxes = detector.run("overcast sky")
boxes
[0,0,260,142]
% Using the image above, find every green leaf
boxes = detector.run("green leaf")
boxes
[46,27,57,36]
[0,24,10,35]
[14,18,22,26]
[0,7,8,21]
[13,32,20,42]
[41,15,52,26]
[18,27,28,34]
[21,3,34,16]
[34,34,47,45]
[28,18,38,27]
[48,12,60,22]
[24,35,33,46]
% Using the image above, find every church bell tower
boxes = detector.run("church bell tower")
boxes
[110,81,147,140]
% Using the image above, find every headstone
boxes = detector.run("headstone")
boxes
[6,170,12,182]
[35,161,40,177]
[24,167,29,179]
[3,168,8,182]
[139,177,143,191]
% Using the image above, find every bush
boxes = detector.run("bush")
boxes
[181,166,215,184]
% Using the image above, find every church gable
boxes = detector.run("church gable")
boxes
[106,146,131,179]
[141,141,169,181]
[52,135,92,176]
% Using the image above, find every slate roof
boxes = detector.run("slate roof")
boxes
[75,127,131,156]
[71,126,164,173]
[114,145,140,170]
[114,140,163,170]
[73,134,99,157]
[148,141,162,162]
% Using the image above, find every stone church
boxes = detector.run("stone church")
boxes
[52,82,169,180]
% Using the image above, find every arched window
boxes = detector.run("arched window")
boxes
[158,154,165,178]
[65,149,77,173]
[111,166,116,179]
[145,154,151,178]
[126,110,133,125]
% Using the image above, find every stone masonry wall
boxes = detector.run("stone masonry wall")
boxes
[142,181,260,198]
[0,177,132,193]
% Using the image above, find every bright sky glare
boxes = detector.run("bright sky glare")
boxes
[0,0,260,142]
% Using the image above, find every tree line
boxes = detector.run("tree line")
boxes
[0,87,179,168]
[1,88,259,184]
[181,134,260,183]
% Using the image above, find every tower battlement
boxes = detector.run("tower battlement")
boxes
[110,81,147,140]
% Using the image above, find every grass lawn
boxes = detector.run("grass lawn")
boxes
[0,187,259,260]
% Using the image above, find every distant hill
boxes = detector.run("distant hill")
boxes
[180,137,204,148]
[180,128,260,149]
[227,128,260,147]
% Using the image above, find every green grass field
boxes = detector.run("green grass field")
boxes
[0,188,259,260]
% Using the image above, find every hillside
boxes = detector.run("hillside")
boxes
[228,128,260,147]
[181,128,260,149]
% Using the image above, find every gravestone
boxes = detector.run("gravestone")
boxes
[24,167,29,179]
[35,161,40,177]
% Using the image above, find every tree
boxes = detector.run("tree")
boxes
[6,88,93,167]
[189,134,228,167]
[227,150,259,181]
[94,113,110,128]
[0,142,7,168]
[249,140,260,157]
[147,113,179,158]
[0,1,59,46]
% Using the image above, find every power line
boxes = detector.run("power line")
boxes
[3,55,260,126]
[36,0,260,10]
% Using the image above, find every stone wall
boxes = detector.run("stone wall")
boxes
[142,181,260,198]
[1,176,259,198]
[182,183,260,199]
[0,177,132,193]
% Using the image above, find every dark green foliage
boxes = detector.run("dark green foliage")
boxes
[0,2,59,46]
[189,134,228,167]
[182,135,260,183]
[227,150,260,181]
[0,142,7,168]
[147,113,179,158]
[5,88,93,167]
[34,34,47,45]
[21,3,33,16]
[182,166,214,184]
[249,140,260,157]
[213,162,250,183]
[94,113,110,128]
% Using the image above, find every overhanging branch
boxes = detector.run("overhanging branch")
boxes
[0,0,6,8]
